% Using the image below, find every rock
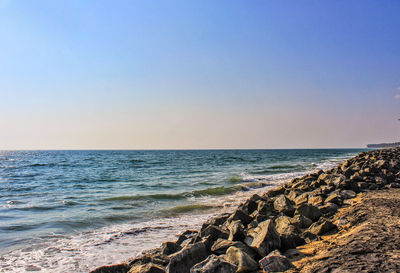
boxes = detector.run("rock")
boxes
[176,230,198,246]
[257,201,274,217]
[301,231,318,243]
[167,242,209,273]
[201,214,230,231]
[210,239,257,259]
[227,221,246,242]
[129,252,169,268]
[90,264,131,273]
[330,175,346,188]
[274,217,303,250]
[350,173,363,182]
[129,263,165,273]
[190,255,237,273]
[161,242,182,256]
[259,250,294,273]
[308,195,324,206]
[388,182,400,188]
[308,218,336,235]
[295,204,321,221]
[199,225,229,246]
[325,192,343,205]
[375,160,387,169]
[294,193,309,206]
[340,190,356,199]
[318,202,338,216]
[287,190,300,201]
[292,214,312,228]
[227,209,252,226]
[239,194,263,215]
[225,246,258,273]
[244,220,281,257]
[265,185,286,197]
[273,195,294,215]
[318,173,330,183]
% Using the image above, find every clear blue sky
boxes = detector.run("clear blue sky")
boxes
[1,0,400,149]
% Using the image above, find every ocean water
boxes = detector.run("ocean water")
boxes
[0,149,365,272]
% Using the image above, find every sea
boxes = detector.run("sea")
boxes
[0,149,366,272]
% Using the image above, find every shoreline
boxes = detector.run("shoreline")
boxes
[90,147,400,273]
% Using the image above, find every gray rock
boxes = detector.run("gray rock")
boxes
[161,242,182,256]
[301,231,318,243]
[211,239,257,259]
[292,214,312,228]
[244,220,281,257]
[227,221,246,242]
[295,204,321,221]
[318,202,338,216]
[176,230,198,246]
[199,225,229,244]
[225,246,258,273]
[259,250,294,273]
[264,185,286,197]
[167,242,209,273]
[227,209,252,226]
[273,195,294,215]
[201,214,230,231]
[308,218,336,235]
[274,216,304,250]
[190,255,237,273]
[340,190,356,199]
[325,192,342,205]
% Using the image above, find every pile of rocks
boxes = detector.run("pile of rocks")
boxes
[90,148,400,273]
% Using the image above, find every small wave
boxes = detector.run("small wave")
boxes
[62,200,79,206]
[14,205,63,211]
[192,186,241,197]
[227,176,243,183]
[101,193,187,202]
[6,200,25,205]
[166,204,217,214]
[267,163,304,170]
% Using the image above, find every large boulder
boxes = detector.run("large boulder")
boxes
[227,209,252,226]
[227,221,246,242]
[259,250,294,272]
[199,225,229,243]
[274,216,304,250]
[308,218,336,236]
[294,193,309,206]
[273,195,294,215]
[324,192,343,205]
[244,220,281,257]
[167,242,209,273]
[318,202,338,217]
[161,242,182,256]
[211,239,257,259]
[295,204,321,221]
[225,246,258,273]
[190,255,237,273]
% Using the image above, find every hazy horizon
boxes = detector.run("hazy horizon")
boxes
[1,1,400,150]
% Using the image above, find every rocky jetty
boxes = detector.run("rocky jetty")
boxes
[90,147,400,273]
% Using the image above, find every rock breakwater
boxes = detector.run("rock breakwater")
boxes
[90,147,400,273]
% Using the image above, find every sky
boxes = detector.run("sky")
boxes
[0,0,400,149]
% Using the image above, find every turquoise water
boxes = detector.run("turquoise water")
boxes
[0,149,365,272]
